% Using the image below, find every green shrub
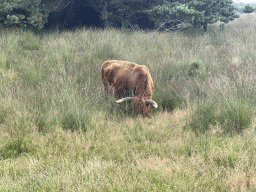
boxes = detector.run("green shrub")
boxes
[188,59,203,77]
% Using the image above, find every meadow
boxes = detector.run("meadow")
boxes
[1,13,256,191]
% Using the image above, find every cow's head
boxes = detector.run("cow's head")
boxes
[115,97,158,116]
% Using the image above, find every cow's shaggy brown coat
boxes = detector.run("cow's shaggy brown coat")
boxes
[101,60,157,116]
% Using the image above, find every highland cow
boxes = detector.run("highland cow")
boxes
[101,60,157,116]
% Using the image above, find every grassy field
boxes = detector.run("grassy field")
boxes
[1,13,256,191]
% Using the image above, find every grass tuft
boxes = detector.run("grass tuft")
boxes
[187,97,253,135]
[0,136,38,159]
[18,31,41,50]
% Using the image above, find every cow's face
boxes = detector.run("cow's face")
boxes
[132,97,150,117]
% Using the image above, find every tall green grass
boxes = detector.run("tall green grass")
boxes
[1,13,256,191]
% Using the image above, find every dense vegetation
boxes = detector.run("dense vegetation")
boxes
[1,0,238,31]
[234,1,256,13]
[1,12,256,191]
[243,4,256,13]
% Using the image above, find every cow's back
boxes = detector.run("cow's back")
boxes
[101,60,153,98]
[101,60,122,85]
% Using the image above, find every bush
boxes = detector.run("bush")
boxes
[188,59,203,77]
[243,4,255,13]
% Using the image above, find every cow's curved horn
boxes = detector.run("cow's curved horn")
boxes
[115,97,158,108]
[115,97,134,103]
[145,99,158,108]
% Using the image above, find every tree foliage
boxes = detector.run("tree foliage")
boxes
[147,0,239,32]
[0,0,51,29]
[86,0,161,29]
[0,0,240,31]
[146,2,203,29]
[243,4,255,13]
[110,0,162,29]
[85,0,239,31]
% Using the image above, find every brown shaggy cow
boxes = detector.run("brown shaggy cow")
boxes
[101,60,158,116]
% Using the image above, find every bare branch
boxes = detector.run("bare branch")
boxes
[54,0,73,11]
[152,19,189,34]
[43,0,73,12]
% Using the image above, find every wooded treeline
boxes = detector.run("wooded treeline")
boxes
[0,0,239,31]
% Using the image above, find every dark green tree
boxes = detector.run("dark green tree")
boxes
[0,0,74,29]
[110,0,164,29]
[85,0,112,27]
[147,0,239,32]
[243,4,255,13]
[146,2,204,30]
[0,0,51,29]
[193,0,239,31]
[86,0,164,29]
